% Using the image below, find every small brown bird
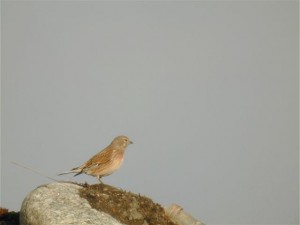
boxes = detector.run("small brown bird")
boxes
[59,135,133,183]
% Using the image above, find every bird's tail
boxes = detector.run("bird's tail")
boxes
[58,167,82,176]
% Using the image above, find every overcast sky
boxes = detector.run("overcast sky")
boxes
[1,2,298,224]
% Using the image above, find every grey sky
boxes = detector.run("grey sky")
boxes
[1,2,298,224]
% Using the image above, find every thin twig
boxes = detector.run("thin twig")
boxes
[11,161,59,182]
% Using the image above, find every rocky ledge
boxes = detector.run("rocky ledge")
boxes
[6,182,204,225]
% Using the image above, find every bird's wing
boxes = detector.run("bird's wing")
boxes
[82,147,113,169]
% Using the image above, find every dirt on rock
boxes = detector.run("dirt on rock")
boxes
[79,183,177,225]
[0,208,19,225]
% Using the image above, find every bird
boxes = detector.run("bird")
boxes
[59,135,133,183]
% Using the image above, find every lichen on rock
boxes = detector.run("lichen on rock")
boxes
[79,183,176,225]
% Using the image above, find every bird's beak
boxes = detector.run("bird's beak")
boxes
[129,141,133,144]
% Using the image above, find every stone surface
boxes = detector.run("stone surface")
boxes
[165,204,205,225]
[20,182,123,225]
[20,182,205,225]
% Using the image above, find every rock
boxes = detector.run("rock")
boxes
[165,204,205,225]
[20,182,123,225]
[20,182,175,225]
[0,208,19,225]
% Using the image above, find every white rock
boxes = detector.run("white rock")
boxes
[165,204,205,225]
[20,182,123,225]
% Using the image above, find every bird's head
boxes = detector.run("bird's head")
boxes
[111,135,133,148]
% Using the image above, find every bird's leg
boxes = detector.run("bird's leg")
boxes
[97,176,103,184]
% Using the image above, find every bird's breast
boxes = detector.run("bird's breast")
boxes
[102,149,125,175]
